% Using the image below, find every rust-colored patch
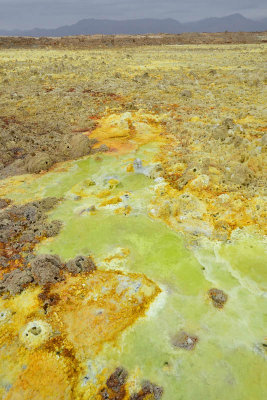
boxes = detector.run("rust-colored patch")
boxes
[82,89,122,102]
[38,287,61,313]
[48,270,161,358]
[98,367,128,400]
[5,350,74,400]
[0,115,20,126]
[0,267,161,399]
[88,112,166,155]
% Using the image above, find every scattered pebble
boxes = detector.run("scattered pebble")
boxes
[208,288,228,308]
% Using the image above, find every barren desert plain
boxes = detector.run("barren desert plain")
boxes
[0,34,266,399]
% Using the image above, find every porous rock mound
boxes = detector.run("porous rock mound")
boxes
[66,255,96,275]
[0,252,97,296]
[0,268,33,296]
[0,127,95,178]
[59,133,93,159]
[25,152,53,174]
[30,254,63,286]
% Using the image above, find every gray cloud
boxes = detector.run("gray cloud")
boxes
[0,0,266,30]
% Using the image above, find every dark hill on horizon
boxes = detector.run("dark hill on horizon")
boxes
[0,14,267,37]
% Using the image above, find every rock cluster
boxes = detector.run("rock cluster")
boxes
[0,253,96,296]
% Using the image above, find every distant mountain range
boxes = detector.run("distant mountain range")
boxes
[1,14,267,37]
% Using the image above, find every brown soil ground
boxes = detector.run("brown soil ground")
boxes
[0,31,266,50]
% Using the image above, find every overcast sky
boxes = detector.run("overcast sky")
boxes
[0,0,266,30]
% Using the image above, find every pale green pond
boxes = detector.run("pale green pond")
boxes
[3,146,267,400]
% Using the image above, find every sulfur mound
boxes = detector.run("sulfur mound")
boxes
[25,152,53,173]
[66,255,96,275]
[20,320,52,348]
[59,134,92,159]
[229,164,255,186]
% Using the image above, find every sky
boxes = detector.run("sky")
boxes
[0,0,266,30]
